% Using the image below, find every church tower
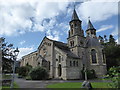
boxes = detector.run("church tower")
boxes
[67,9,84,57]
[86,19,96,38]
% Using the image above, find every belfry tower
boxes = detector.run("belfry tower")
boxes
[86,19,97,38]
[67,8,84,58]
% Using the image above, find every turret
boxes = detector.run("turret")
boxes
[86,19,96,38]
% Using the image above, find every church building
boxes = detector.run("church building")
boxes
[20,9,107,80]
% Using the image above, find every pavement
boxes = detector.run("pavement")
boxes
[15,77,65,88]
[14,76,111,88]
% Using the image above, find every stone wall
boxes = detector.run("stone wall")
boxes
[20,51,37,68]
[66,57,82,80]
[85,47,107,78]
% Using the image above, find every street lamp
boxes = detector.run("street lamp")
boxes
[10,47,19,88]
[14,47,19,56]
[84,67,87,81]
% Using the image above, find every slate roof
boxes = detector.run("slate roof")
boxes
[87,20,95,30]
[71,9,79,21]
[37,54,47,61]
[85,37,101,47]
[53,40,80,59]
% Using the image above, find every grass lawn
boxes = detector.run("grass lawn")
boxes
[2,82,19,88]
[46,82,111,88]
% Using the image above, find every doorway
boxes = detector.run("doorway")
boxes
[58,64,62,77]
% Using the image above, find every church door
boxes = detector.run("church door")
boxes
[58,64,62,77]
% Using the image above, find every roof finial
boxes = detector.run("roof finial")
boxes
[74,3,75,10]
[45,32,47,37]
[73,1,76,10]
[87,16,95,30]
[88,16,90,20]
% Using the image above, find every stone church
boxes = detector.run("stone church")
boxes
[20,9,107,80]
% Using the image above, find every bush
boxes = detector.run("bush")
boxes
[29,66,48,80]
[105,66,120,88]
[18,66,32,77]
[81,69,96,79]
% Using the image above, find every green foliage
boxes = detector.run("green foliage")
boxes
[109,34,115,45]
[29,66,48,80]
[25,75,31,80]
[2,57,13,73]
[100,35,120,70]
[18,66,32,77]
[104,43,120,70]
[2,82,19,88]
[81,69,96,79]
[105,66,120,88]
[1,37,14,74]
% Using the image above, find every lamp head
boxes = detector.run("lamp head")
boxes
[14,47,19,56]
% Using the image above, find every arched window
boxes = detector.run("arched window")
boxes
[91,49,97,64]
[58,64,62,76]
[76,61,78,66]
[69,30,70,37]
[70,41,72,46]
[72,41,74,46]
[71,24,73,28]
[73,61,76,67]
[70,61,72,66]
[48,61,50,70]
[59,56,61,62]
[70,41,74,47]
[102,50,106,63]
[71,29,73,35]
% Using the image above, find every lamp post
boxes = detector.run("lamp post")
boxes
[10,47,19,88]
[84,67,87,81]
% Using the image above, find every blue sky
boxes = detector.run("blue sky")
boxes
[0,0,119,59]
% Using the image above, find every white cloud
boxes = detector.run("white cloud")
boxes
[77,1,118,23]
[20,40,26,45]
[17,46,35,60]
[90,0,119,2]
[0,0,118,40]
[0,0,69,36]
[46,29,60,41]
[97,25,113,32]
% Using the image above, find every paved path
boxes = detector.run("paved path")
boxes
[15,77,66,88]
[15,77,111,88]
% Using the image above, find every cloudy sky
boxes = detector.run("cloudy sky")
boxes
[0,0,119,59]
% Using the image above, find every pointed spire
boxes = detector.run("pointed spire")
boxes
[71,9,79,21]
[87,18,95,30]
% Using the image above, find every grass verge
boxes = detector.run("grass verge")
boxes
[2,82,19,88]
[46,82,112,88]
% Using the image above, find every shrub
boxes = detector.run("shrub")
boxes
[29,66,48,80]
[18,66,32,77]
[105,66,120,88]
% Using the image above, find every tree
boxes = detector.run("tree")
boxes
[99,35,104,44]
[18,66,32,77]
[104,35,107,42]
[109,34,116,45]
[0,37,14,73]
[100,35,120,70]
